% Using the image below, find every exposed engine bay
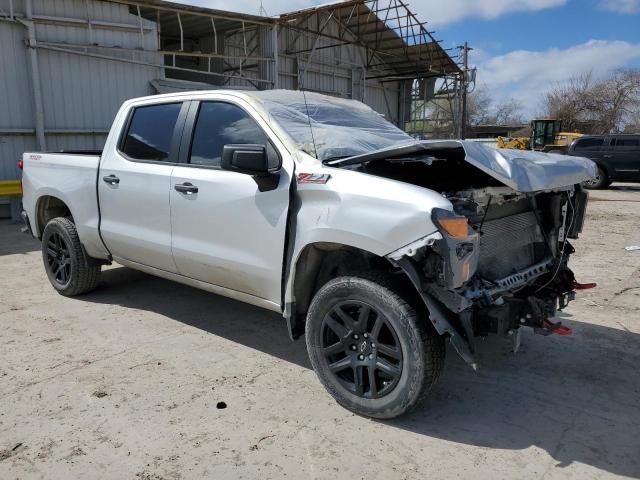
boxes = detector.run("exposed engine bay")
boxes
[338,145,592,363]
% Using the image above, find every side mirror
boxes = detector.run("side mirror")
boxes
[221,144,270,176]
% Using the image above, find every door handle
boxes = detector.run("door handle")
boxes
[103,174,120,185]
[174,182,199,194]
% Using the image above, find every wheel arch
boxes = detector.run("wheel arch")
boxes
[35,195,74,238]
[590,160,610,177]
[286,241,424,340]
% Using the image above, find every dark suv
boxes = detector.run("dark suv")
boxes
[568,134,640,189]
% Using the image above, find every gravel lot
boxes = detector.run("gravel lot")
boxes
[1,185,639,480]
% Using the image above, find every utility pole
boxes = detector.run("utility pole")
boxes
[460,42,471,139]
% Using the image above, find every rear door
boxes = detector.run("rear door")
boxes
[608,136,640,181]
[169,99,293,306]
[98,101,188,272]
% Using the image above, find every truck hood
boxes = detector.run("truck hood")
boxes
[325,140,597,193]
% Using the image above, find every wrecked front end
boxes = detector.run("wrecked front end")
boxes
[390,184,590,365]
[333,141,597,366]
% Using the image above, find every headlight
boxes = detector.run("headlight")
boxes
[432,208,471,239]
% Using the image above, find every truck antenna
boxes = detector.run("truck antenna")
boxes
[298,71,319,159]
[301,90,319,159]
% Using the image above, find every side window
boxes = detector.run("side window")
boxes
[121,103,181,162]
[573,137,603,152]
[614,137,640,151]
[189,102,268,167]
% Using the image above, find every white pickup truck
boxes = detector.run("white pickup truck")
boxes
[21,90,596,419]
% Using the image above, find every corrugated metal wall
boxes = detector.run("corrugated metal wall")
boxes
[163,12,402,123]
[276,17,401,125]
[0,19,36,183]
[0,0,406,189]
[0,0,162,185]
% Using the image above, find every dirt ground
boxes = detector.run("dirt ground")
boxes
[1,185,639,480]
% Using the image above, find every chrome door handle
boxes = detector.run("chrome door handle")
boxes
[102,174,120,185]
[174,182,199,194]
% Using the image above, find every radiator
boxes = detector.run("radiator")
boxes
[477,211,544,280]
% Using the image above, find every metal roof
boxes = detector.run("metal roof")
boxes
[111,0,459,78]
[279,0,460,77]
[111,0,274,40]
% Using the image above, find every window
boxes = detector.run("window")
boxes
[189,102,267,167]
[614,137,640,151]
[573,137,604,152]
[121,103,181,161]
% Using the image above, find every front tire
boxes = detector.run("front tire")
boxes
[305,274,445,419]
[42,217,101,296]
[583,166,609,189]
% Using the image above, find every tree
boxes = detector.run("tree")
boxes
[544,69,640,134]
[493,98,525,125]
[467,85,492,126]
[467,85,524,126]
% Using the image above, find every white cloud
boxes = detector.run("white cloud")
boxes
[172,0,309,16]
[599,0,640,13]
[477,40,640,115]
[169,3,640,119]
[174,0,567,24]
[411,0,566,26]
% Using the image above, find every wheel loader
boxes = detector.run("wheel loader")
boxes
[497,119,582,153]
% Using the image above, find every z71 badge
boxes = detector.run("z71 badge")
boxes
[296,173,330,184]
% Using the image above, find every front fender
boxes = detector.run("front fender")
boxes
[284,168,453,304]
[294,167,453,255]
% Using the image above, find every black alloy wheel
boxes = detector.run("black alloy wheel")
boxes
[41,217,102,296]
[321,300,403,399]
[45,231,72,287]
[306,274,445,419]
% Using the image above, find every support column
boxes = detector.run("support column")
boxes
[272,24,279,89]
[23,0,46,151]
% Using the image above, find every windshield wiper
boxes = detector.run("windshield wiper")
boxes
[321,155,351,165]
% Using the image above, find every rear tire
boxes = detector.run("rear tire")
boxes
[583,166,609,189]
[305,274,445,419]
[41,217,101,296]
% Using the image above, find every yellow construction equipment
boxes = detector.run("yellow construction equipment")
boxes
[497,119,582,153]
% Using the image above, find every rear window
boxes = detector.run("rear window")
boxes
[614,137,640,150]
[121,103,182,161]
[573,138,603,152]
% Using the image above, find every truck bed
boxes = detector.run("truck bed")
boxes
[21,151,109,260]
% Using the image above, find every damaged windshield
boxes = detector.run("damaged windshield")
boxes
[252,90,415,161]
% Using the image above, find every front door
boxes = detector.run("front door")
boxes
[170,100,292,305]
[99,101,186,272]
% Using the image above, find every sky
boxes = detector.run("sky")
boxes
[175,0,640,116]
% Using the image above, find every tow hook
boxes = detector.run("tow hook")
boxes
[535,319,573,336]
[572,280,597,290]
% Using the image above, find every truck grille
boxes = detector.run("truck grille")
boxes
[477,211,544,280]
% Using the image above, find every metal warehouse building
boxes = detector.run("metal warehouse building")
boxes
[0,0,460,219]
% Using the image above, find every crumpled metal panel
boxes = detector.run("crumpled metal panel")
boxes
[457,141,598,192]
[329,139,598,192]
